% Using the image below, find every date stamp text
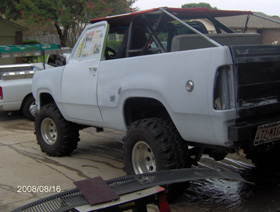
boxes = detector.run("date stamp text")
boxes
[17,185,61,193]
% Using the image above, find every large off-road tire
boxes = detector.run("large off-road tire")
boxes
[22,95,36,121]
[124,118,192,197]
[35,103,80,156]
[243,142,280,169]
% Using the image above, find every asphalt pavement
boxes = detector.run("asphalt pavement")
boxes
[1,111,280,212]
[0,111,126,211]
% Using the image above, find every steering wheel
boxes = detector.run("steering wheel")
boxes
[105,47,117,60]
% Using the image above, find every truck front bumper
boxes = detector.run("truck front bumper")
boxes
[29,104,38,117]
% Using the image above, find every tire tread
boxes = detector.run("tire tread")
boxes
[35,103,80,156]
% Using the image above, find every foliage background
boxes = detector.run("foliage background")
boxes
[0,0,135,47]
[0,1,219,47]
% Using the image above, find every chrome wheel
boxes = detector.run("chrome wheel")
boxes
[132,141,156,174]
[41,118,57,145]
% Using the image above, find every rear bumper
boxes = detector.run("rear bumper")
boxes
[0,102,22,112]
[228,115,280,143]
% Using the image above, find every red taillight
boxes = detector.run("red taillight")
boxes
[0,87,3,99]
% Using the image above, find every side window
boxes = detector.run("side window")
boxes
[106,32,122,53]
[72,24,106,60]
[154,28,168,50]
[104,27,128,60]
[128,24,164,57]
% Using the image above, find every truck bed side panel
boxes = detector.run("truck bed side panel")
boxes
[98,46,234,146]
[0,78,32,111]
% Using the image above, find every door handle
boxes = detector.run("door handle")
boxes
[88,67,97,72]
[88,67,97,76]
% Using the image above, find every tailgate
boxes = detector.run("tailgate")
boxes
[230,45,280,121]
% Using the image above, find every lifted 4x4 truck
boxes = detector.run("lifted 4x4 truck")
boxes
[32,7,280,176]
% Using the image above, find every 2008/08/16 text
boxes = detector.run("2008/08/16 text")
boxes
[17,185,61,193]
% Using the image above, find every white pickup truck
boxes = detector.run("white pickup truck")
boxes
[0,63,38,120]
[32,7,280,175]
[0,44,70,120]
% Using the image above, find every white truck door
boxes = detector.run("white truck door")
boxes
[61,21,108,123]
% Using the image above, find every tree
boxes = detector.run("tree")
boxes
[182,2,218,10]
[1,0,135,47]
[0,0,20,20]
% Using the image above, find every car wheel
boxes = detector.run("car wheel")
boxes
[124,118,192,197]
[35,103,80,156]
[22,95,36,121]
[243,141,280,169]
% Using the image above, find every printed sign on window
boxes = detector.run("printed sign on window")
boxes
[74,27,104,59]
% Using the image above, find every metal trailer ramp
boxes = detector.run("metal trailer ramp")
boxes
[12,168,249,212]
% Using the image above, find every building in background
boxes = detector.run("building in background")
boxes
[0,17,27,64]
[217,12,280,44]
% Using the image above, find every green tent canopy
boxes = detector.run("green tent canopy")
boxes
[0,44,68,58]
